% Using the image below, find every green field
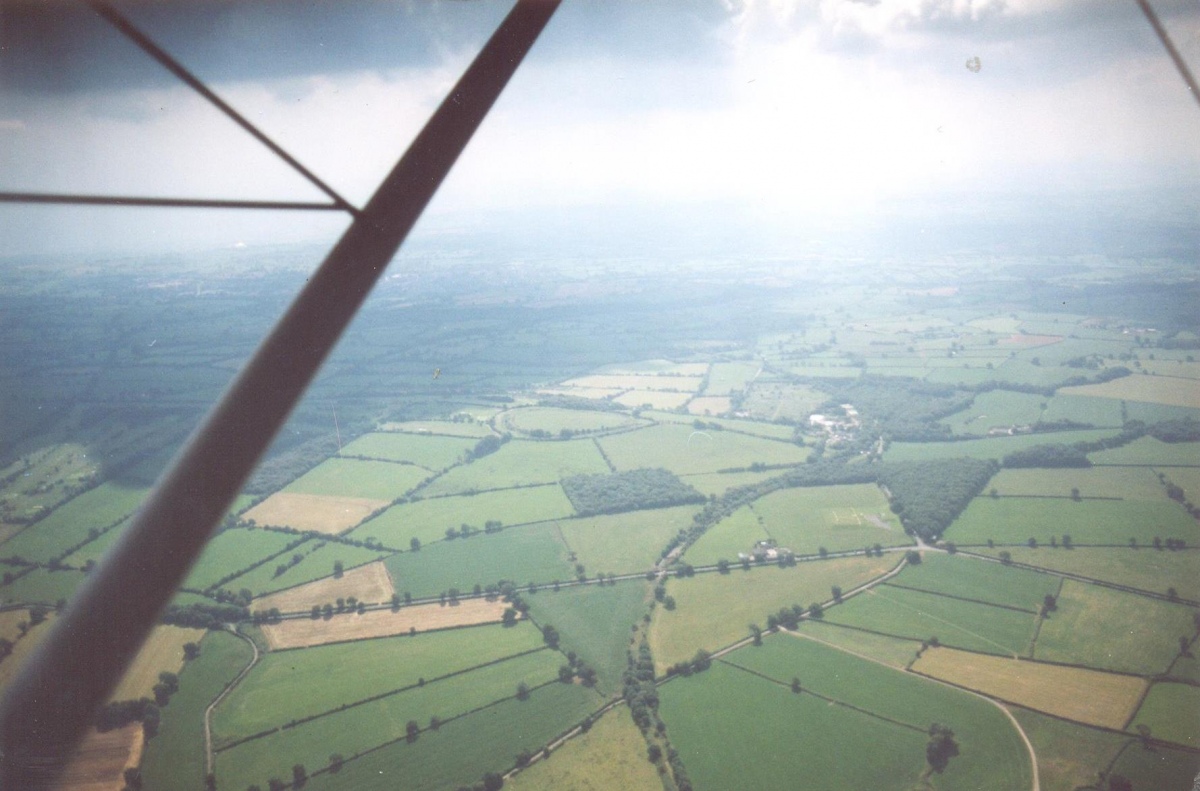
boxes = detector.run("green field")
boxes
[890,553,1059,612]
[684,506,770,567]
[725,636,1031,791]
[182,528,300,590]
[213,623,545,743]
[1034,581,1197,675]
[227,540,388,597]
[679,469,784,497]
[379,420,495,438]
[1129,682,1200,747]
[947,497,1198,546]
[1089,437,1200,466]
[975,547,1200,601]
[0,567,86,605]
[983,466,1169,501]
[703,361,759,395]
[598,423,808,476]
[1040,394,1125,427]
[646,409,799,440]
[942,391,1047,435]
[141,630,255,791]
[285,458,431,500]
[649,555,895,672]
[884,429,1121,463]
[559,505,699,574]
[338,432,476,470]
[384,523,576,598]
[524,580,648,695]
[1010,707,1130,791]
[825,584,1038,656]
[1109,741,1200,791]
[0,481,148,562]
[751,484,910,556]
[217,648,565,791]
[302,681,602,791]
[505,705,662,791]
[791,619,924,668]
[1124,401,1200,424]
[420,439,610,497]
[502,406,642,435]
[350,485,576,548]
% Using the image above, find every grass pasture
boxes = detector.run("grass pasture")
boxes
[1109,740,1200,790]
[140,630,254,791]
[350,485,575,548]
[420,439,610,496]
[751,483,908,556]
[912,647,1144,730]
[182,528,300,590]
[703,362,759,395]
[727,635,1032,791]
[680,468,783,497]
[890,553,1059,612]
[612,390,691,410]
[649,555,894,672]
[1130,682,1200,747]
[661,662,927,791]
[741,382,828,422]
[226,540,387,597]
[943,391,1047,435]
[825,584,1038,657]
[687,395,732,415]
[1089,437,1200,466]
[258,598,510,649]
[110,625,206,702]
[598,422,808,476]
[1034,581,1197,675]
[506,706,662,791]
[285,458,431,501]
[791,620,924,669]
[884,428,1121,463]
[0,614,54,689]
[383,523,576,598]
[301,681,601,791]
[983,466,1169,501]
[255,560,393,612]
[684,505,770,567]
[501,406,641,435]
[557,505,699,574]
[217,649,565,791]
[0,568,86,606]
[1010,707,1130,791]
[645,409,799,440]
[1061,373,1200,409]
[243,492,387,534]
[946,497,1198,546]
[0,481,148,562]
[524,581,649,695]
[1040,394,1124,427]
[338,432,475,470]
[378,420,495,438]
[214,622,544,743]
[976,547,1200,601]
[563,374,703,392]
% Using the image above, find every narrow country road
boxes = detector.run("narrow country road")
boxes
[204,626,260,777]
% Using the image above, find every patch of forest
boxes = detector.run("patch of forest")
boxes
[561,468,705,516]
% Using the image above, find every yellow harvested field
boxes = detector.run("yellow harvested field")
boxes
[613,390,692,410]
[1061,374,1200,409]
[259,597,510,649]
[563,374,703,392]
[0,609,29,642]
[913,646,1145,730]
[242,492,388,535]
[51,725,142,791]
[687,396,732,416]
[256,561,394,612]
[110,625,205,702]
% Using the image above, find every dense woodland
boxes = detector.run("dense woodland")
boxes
[561,469,705,517]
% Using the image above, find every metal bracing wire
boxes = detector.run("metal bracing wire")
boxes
[1136,0,1200,110]
[0,2,560,787]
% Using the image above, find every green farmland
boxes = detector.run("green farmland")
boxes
[1130,682,1200,748]
[557,505,699,573]
[598,423,808,476]
[946,497,1198,546]
[419,439,610,496]
[338,432,476,470]
[750,483,910,556]
[285,458,432,501]
[885,429,1122,463]
[889,552,1059,611]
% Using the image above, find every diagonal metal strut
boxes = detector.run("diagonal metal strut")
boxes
[0,1,560,786]
[86,0,362,216]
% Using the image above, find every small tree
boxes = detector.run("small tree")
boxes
[291,764,307,788]
[648,744,663,763]
[808,601,824,619]
[268,780,286,791]
[831,585,842,603]
[516,681,531,701]
[183,642,200,660]
[410,537,421,552]
[328,753,344,773]
[906,550,922,565]
[429,715,442,731]
[482,773,504,791]
[333,560,344,578]
[999,550,1012,565]
[926,723,959,773]
[663,595,676,611]
[502,607,519,627]
[790,677,801,694]
[405,719,420,743]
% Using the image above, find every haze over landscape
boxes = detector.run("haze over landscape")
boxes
[0,2,1198,790]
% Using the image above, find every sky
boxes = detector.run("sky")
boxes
[0,0,1198,259]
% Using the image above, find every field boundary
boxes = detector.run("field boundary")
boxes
[882,581,1038,614]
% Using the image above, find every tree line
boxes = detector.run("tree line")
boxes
[561,468,705,517]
